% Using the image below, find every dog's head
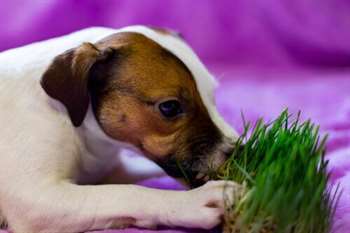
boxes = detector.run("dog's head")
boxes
[41,26,238,187]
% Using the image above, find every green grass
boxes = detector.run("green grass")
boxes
[213,110,338,233]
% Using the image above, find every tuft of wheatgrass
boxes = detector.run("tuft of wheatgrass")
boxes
[213,110,338,233]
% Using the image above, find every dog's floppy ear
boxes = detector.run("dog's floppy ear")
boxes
[41,42,114,127]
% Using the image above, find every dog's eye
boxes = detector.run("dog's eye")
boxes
[158,100,183,118]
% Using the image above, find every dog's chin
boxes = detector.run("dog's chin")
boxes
[154,155,217,188]
[174,176,210,188]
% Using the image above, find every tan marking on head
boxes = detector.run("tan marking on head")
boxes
[41,31,231,185]
[91,34,203,149]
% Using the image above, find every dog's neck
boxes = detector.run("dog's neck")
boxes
[78,104,142,158]
[74,105,140,183]
[47,95,141,183]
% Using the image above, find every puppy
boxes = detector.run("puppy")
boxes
[0,26,239,233]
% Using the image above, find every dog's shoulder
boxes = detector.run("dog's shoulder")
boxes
[0,78,81,151]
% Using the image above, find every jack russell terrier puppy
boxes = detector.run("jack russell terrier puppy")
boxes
[0,26,240,233]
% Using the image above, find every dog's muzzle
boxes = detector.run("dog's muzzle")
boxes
[157,138,236,188]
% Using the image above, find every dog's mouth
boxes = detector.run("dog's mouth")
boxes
[154,133,236,188]
[157,153,224,188]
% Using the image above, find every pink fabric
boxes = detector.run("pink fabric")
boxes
[0,0,349,232]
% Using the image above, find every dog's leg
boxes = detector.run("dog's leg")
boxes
[4,180,238,233]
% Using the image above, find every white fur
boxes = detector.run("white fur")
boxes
[0,26,238,233]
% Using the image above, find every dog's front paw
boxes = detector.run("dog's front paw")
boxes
[160,180,240,229]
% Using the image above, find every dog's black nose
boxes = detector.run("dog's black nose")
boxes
[224,148,234,158]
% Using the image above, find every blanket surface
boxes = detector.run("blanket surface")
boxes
[0,1,349,233]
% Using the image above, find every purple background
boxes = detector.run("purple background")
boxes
[0,1,350,233]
